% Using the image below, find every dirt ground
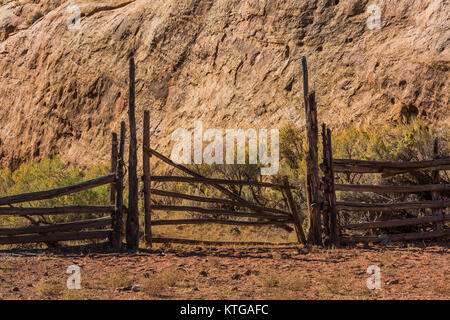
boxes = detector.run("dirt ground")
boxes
[0,243,448,300]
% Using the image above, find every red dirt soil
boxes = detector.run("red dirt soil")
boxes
[0,243,448,300]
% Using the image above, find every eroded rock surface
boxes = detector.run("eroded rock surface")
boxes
[0,0,448,169]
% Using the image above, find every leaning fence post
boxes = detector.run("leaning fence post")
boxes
[112,122,126,249]
[283,176,307,245]
[143,110,152,246]
[126,56,139,250]
[302,56,322,245]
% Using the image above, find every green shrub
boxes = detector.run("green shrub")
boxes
[0,158,111,227]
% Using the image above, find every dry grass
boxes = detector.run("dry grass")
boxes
[257,272,280,288]
[35,279,64,298]
[62,290,87,300]
[318,274,345,296]
[141,278,165,297]
[281,277,308,291]
[141,268,184,297]
[107,268,134,289]
[0,245,448,300]
[149,211,297,245]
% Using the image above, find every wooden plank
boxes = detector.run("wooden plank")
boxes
[0,174,116,206]
[147,147,255,199]
[0,230,113,245]
[304,93,322,244]
[302,57,321,245]
[150,205,292,220]
[150,188,290,216]
[321,125,331,242]
[0,206,115,216]
[146,146,295,232]
[143,110,152,246]
[345,215,450,230]
[340,230,450,244]
[337,200,450,211]
[110,133,118,206]
[327,128,339,246]
[152,219,294,226]
[148,175,288,189]
[112,121,126,249]
[127,56,139,250]
[283,177,306,244]
[335,184,450,193]
[0,217,112,236]
[150,237,298,246]
[432,138,443,231]
[332,158,450,174]
[109,132,118,247]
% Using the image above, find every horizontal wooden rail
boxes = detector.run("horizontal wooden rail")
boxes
[150,205,291,220]
[149,175,292,189]
[152,218,294,227]
[0,230,113,245]
[0,174,116,206]
[340,230,450,244]
[150,189,290,216]
[331,158,450,174]
[151,237,298,246]
[0,217,112,236]
[335,184,450,193]
[345,215,450,230]
[0,205,115,216]
[146,146,270,206]
[337,200,450,212]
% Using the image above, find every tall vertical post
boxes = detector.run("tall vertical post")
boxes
[143,110,152,246]
[321,124,331,244]
[110,133,118,206]
[283,176,307,245]
[432,138,443,231]
[126,57,139,250]
[109,132,118,246]
[112,122,126,249]
[326,128,339,246]
[302,57,322,245]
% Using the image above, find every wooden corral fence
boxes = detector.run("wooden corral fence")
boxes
[141,114,307,247]
[3,55,448,250]
[0,123,126,249]
[300,57,450,246]
[320,129,450,245]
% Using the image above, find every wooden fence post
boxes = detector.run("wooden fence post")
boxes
[109,132,118,246]
[110,133,118,207]
[112,122,126,249]
[126,56,139,250]
[432,138,443,231]
[321,124,331,244]
[326,128,339,246]
[302,56,322,245]
[283,176,307,245]
[143,110,152,246]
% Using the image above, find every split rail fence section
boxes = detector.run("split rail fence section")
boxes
[300,57,449,246]
[0,127,126,248]
[2,56,448,249]
[321,132,450,245]
[141,114,307,246]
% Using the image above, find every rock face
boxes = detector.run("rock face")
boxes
[0,0,448,169]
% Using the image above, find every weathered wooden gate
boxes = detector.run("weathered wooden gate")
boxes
[320,127,450,245]
[141,121,307,246]
[0,126,125,248]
